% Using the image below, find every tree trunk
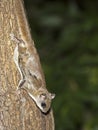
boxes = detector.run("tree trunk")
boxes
[0,0,55,130]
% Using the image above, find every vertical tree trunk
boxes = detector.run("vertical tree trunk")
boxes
[0,0,55,130]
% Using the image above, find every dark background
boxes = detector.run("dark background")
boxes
[24,0,98,130]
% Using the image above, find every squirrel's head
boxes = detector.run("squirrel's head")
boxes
[28,87,55,113]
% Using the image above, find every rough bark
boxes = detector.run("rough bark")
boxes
[0,0,55,130]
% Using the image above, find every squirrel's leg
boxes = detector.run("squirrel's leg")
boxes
[10,34,26,89]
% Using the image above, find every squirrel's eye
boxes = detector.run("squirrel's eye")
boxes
[41,102,46,108]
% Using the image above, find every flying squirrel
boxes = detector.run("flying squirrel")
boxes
[10,33,55,113]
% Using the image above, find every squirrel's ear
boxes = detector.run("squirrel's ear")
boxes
[40,93,47,100]
[49,93,55,99]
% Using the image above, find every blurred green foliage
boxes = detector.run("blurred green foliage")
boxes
[24,0,98,129]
